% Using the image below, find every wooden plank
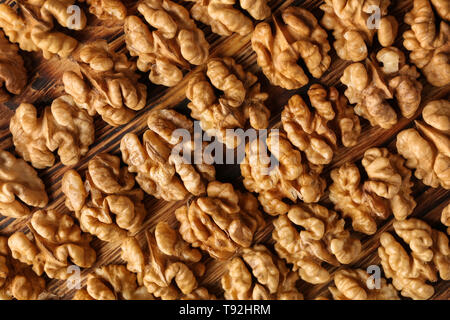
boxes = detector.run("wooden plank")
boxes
[0,0,448,300]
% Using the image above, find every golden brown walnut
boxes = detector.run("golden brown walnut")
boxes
[62,153,147,243]
[362,148,416,221]
[63,41,147,126]
[120,109,215,201]
[0,235,46,300]
[81,0,127,20]
[329,163,390,235]
[10,95,95,169]
[328,268,400,300]
[186,57,270,148]
[8,209,96,280]
[273,204,361,284]
[124,0,209,87]
[73,265,153,300]
[403,0,450,87]
[378,218,450,300]
[320,0,398,62]
[442,204,450,235]
[221,245,304,300]
[188,0,270,36]
[0,1,85,59]
[175,181,265,260]
[0,30,27,102]
[134,225,214,300]
[252,7,331,90]
[341,48,422,129]
[397,100,450,189]
[0,150,48,218]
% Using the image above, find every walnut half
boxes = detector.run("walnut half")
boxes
[378,218,450,299]
[341,47,422,129]
[63,41,147,126]
[120,109,215,201]
[188,0,271,36]
[10,95,95,169]
[397,100,450,189]
[221,245,303,300]
[273,204,361,284]
[0,150,48,218]
[252,6,331,90]
[62,153,147,243]
[0,30,27,102]
[0,235,46,300]
[8,209,96,280]
[175,181,265,260]
[124,0,209,87]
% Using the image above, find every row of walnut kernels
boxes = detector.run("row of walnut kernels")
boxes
[1,0,449,102]
[1,91,449,300]
[0,0,449,300]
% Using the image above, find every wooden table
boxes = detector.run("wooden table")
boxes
[0,0,448,300]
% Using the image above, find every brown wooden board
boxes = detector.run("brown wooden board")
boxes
[0,0,449,300]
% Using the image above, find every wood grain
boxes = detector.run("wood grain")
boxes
[0,0,449,300]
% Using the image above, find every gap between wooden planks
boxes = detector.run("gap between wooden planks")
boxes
[0,0,449,299]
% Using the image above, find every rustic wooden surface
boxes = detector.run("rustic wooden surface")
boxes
[0,0,449,300]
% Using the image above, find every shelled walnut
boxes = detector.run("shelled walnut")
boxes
[442,204,450,235]
[142,224,215,300]
[63,41,147,126]
[0,30,27,102]
[124,0,209,87]
[8,209,96,280]
[80,0,127,20]
[0,150,48,218]
[121,109,215,201]
[62,153,147,243]
[378,218,450,300]
[329,163,389,235]
[186,56,270,148]
[252,6,331,90]
[0,0,86,59]
[320,0,398,62]
[242,87,351,215]
[0,235,46,300]
[397,100,450,189]
[403,0,450,87]
[10,95,95,169]
[328,268,400,300]
[341,47,423,129]
[73,265,153,300]
[221,245,303,300]
[175,181,265,260]
[273,204,361,284]
[362,148,416,221]
[187,0,271,36]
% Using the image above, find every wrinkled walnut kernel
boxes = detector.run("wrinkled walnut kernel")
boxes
[0,1,85,59]
[63,41,147,126]
[121,109,215,201]
[221,245,304,300]
[124,0,209,87]
[403,0,450,87]
[175,181,265,259]
[0,30,27,102]
[0,150,48,218]
[378,218,450,300]
[397,100,450,189]
[186,57,270,149]
[10,95,95,169]
[273,204,361,284]
[252,6,331,89]
[320,0,398,62]
[62,153,147,243]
